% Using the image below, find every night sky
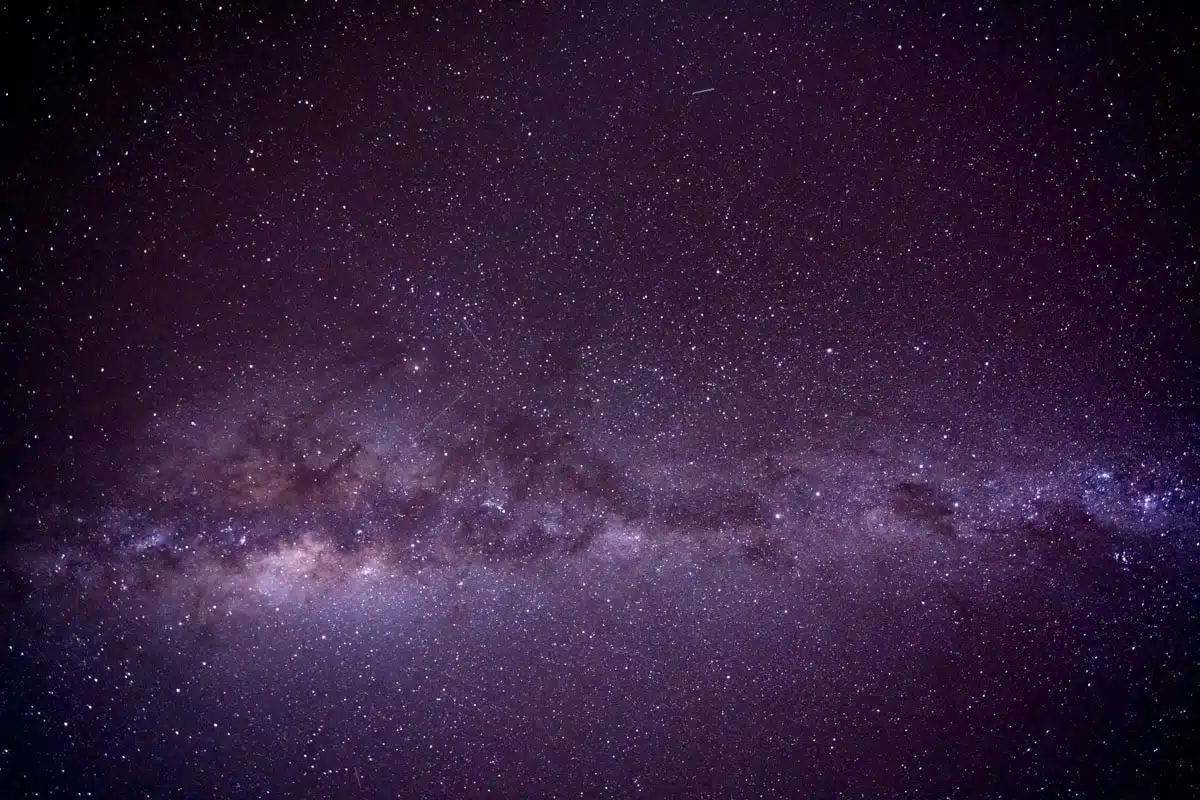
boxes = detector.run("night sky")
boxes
[2,2,1198,797]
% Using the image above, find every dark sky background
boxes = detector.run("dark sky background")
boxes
[2,2,1198,797]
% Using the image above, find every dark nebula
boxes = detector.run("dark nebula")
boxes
[2,2,1198,797]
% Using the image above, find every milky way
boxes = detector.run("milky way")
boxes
[3,3,1198,797]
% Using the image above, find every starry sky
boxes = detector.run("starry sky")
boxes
[2,2,1198,797]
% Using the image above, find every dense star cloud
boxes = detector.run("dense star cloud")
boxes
[2,2,1198,797]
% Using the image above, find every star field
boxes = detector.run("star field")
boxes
[2,2,1198,797]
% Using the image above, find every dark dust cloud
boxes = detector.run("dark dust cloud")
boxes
[2,3,1198,797]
